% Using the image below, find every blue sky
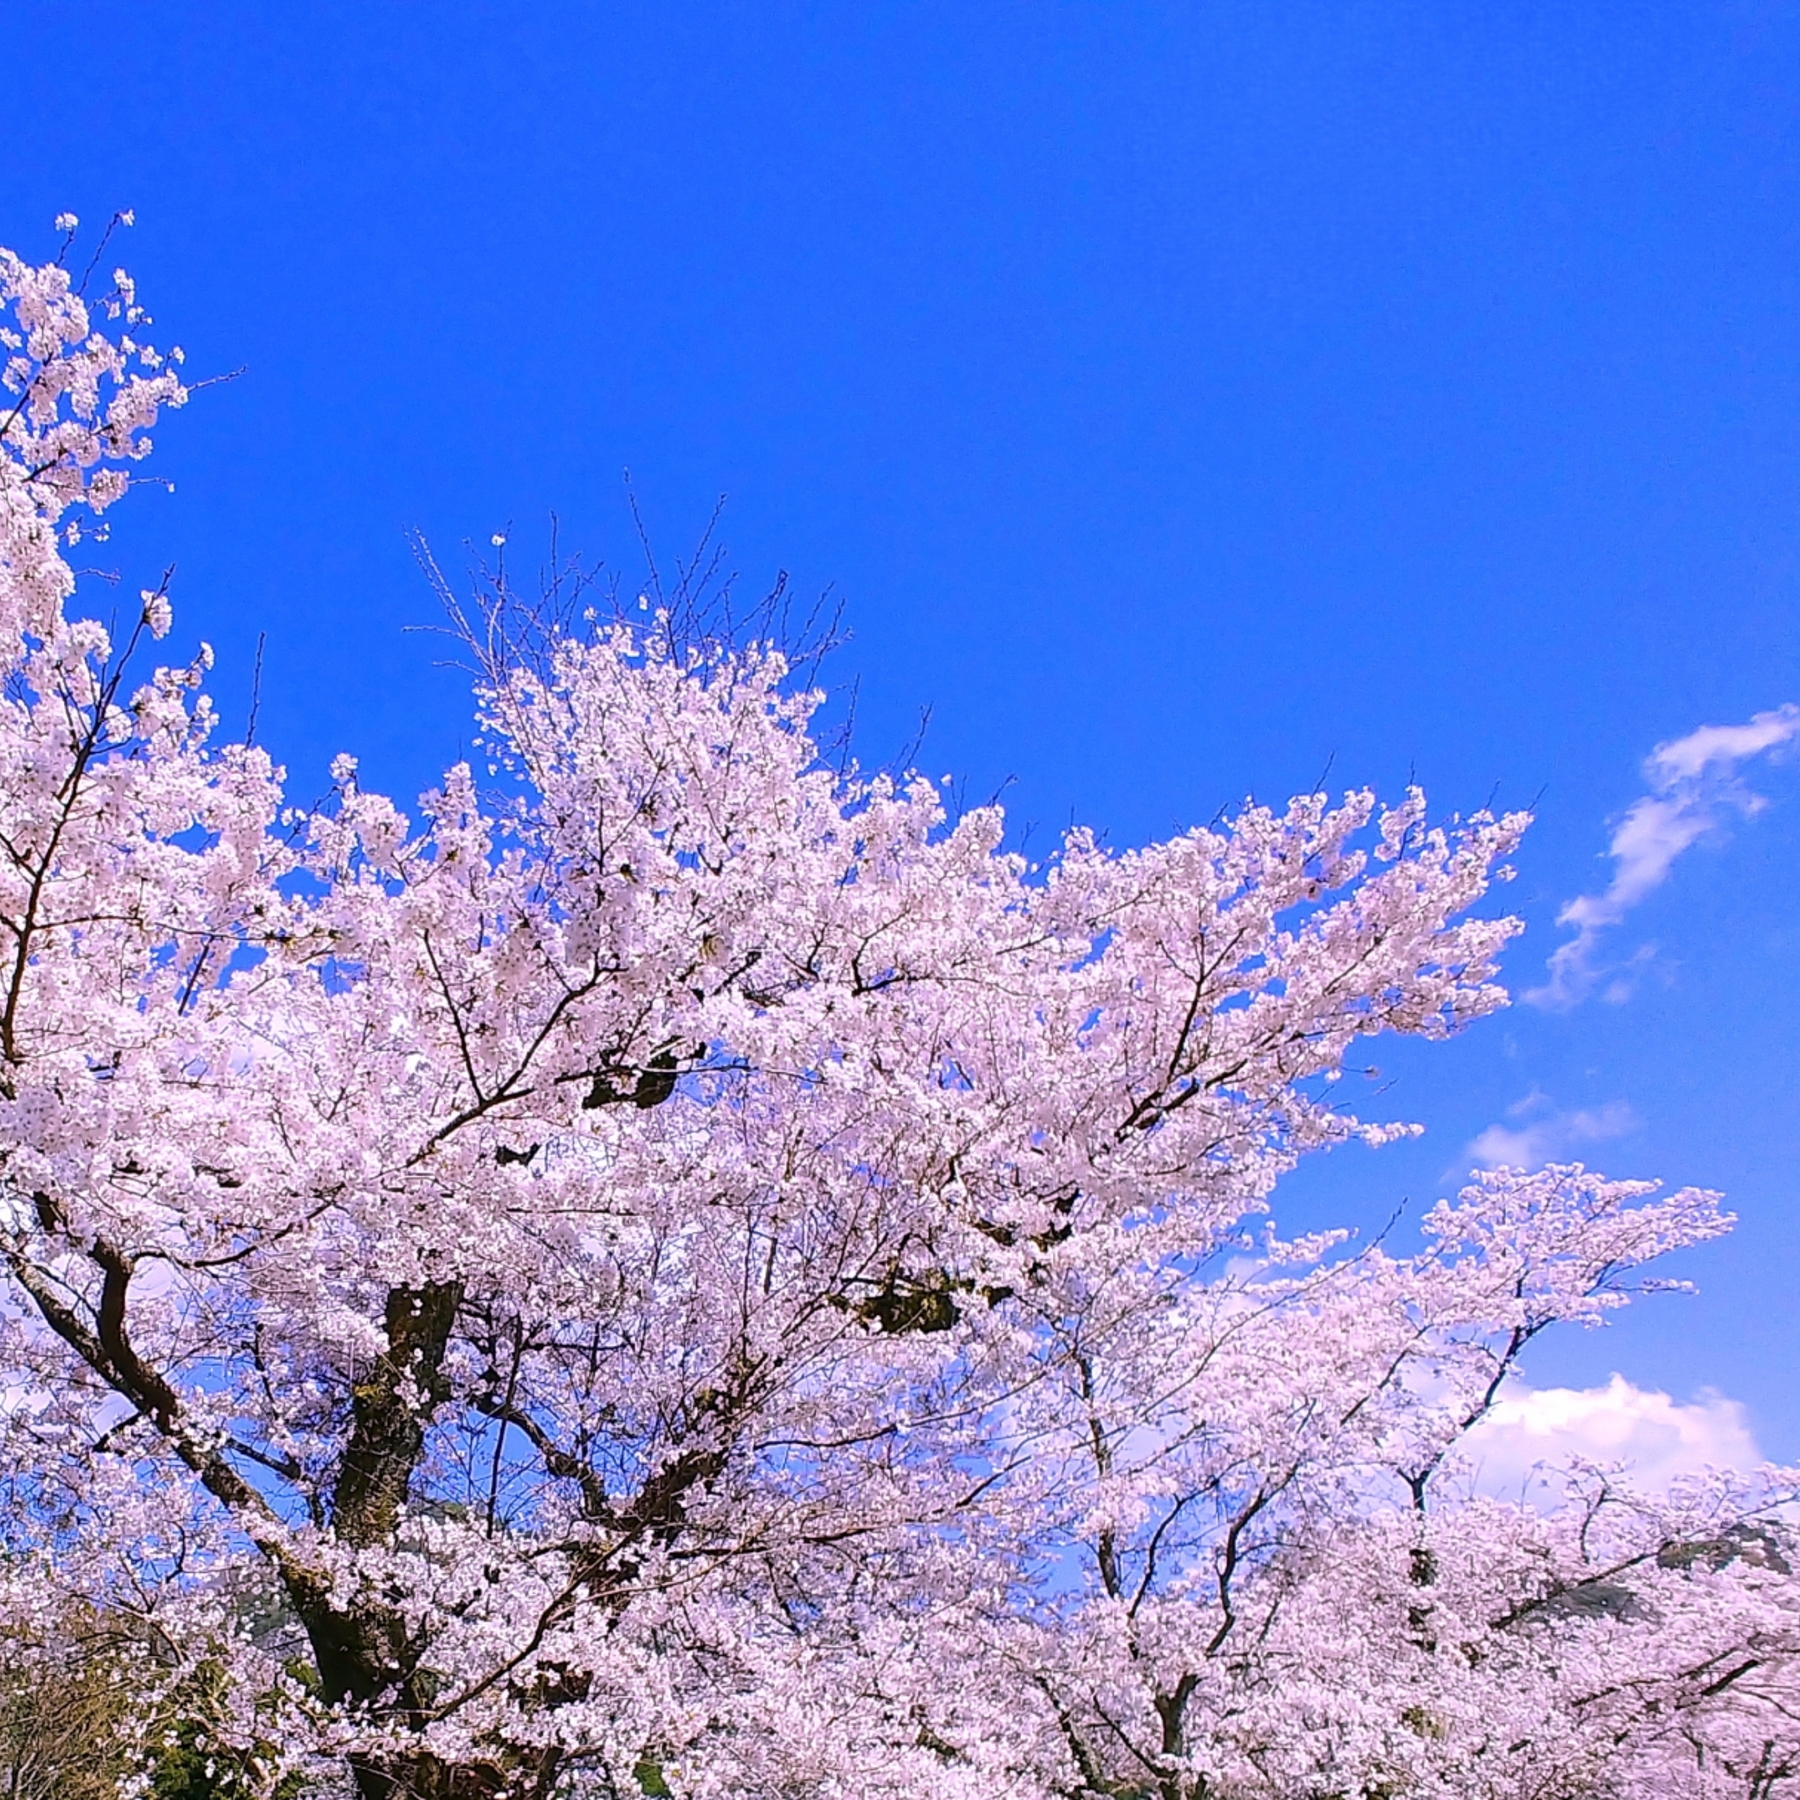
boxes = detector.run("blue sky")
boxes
[9,3,1799,1462]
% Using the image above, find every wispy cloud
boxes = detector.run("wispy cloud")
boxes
[1528,703,1800,1009]
[1462,1089,1638,1173]
[1465,1375,1761,1496]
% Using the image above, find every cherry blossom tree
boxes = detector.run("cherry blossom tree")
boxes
[1,230,1795,1800]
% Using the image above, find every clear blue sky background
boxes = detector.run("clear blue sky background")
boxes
[9,4,1799,1453]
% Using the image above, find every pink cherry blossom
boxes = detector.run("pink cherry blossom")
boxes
[1,240,1793,1800]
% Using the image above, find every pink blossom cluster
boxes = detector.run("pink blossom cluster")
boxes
[0,237,1794,1800]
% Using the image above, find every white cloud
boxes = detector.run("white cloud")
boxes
[1465,1374,1762,1496]
[1528,702,1800,1009]
[1461,1089,1637,1173]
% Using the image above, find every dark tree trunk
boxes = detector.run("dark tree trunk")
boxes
[281,1281,502,1800]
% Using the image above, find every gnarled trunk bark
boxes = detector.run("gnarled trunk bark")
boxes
[286,1280,498,1800]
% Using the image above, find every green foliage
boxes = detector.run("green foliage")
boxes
[633,1754,673,1797]
[0,1631,136,1800]
[147,1662,305,1800]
